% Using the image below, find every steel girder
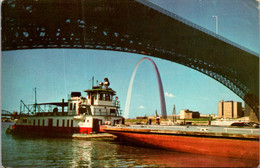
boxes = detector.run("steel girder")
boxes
[1,110,12,115]
[2,0,259,120]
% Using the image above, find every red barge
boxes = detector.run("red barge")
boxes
[104,125,259,160]
[10,78,122,137]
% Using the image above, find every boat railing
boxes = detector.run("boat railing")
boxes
[20,103,68,115]
[224,128,259,134]
[130,125,188,130]
[19,111,70,117]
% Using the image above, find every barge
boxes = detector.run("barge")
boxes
[104,125,259,160]
[10,78,122,137]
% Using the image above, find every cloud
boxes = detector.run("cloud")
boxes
[165,92,176,98]
[139,105,145,109]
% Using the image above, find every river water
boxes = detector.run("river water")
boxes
[2,122,259,167]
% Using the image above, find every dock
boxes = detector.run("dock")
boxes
[72,133,117,140]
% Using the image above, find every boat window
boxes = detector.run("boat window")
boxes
[67,120,69,127]
[48,119,53,127]
[98,120,102,125]
[57,119,59,127]
[62,119,65,127]
[99,93,103,100]
[71,120,73,127]
[43,119,45,126]
[73,103,76,110]
[110,109,116,113]
[33,119,36,126]
[105,94,110,101]
[86,106,92,115]
[94,93,97,100]
[38,119,40,126]
[69,103,72,110]
[22,119,27,123]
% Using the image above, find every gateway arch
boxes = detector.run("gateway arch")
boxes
[2,0,259,121]
[124,57,166,119]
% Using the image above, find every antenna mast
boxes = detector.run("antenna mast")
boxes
[92,76,94,88]
[34,88,37,113]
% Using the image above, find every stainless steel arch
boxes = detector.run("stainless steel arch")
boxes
[124,57,167,119]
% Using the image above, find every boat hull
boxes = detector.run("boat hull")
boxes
[104,127,259,160]
[11,125,80,138]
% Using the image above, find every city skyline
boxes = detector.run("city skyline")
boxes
[1,0,258,118]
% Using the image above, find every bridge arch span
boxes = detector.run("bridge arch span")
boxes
[2,0,258,120]
[124,57,167,119]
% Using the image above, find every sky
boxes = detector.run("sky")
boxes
[1,0,259,118]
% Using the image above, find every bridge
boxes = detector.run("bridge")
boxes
[1,110,17,122]
[1,110,13,117]
[2,0,259,121]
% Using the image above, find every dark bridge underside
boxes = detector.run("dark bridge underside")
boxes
[2,0,259,120]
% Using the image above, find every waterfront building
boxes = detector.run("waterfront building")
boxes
[218,100,242,119]
[179,109,200,119]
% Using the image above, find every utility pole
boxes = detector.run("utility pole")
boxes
[212,15,218,34]
[257,0,260,51]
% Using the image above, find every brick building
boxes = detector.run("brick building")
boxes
[218,100,242,119]
[180,109,200,119]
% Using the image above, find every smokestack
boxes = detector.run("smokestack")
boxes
[62,99,64,113]
[104,78,110,89]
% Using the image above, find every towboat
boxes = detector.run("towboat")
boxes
[10,78,122,137]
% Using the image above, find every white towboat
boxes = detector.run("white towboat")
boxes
[10,78,122,137]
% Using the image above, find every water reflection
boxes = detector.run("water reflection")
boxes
[70,140,93,167]
[2,122,259,167]
[70,139,153,167]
